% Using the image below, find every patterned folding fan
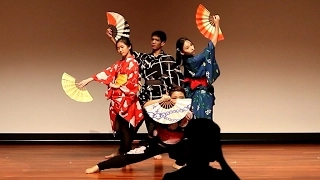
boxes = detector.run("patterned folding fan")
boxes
[144,98,192,124]
[61,72,93,102]
[196,4,224,41]
[106,12,130,41]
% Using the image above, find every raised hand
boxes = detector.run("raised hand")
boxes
[106,28,116,44]
[213,15,220,26]
[106,28,113,38]
[161,94,171,102]
[210,14,221,47]
[185,110,193,121]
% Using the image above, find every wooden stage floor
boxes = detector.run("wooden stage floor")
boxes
[1,144,320,179]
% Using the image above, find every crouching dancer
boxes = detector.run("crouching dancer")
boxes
[85,86,192,174]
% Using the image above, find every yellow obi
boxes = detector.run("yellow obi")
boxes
[114,74,141,90]
[115,74,128,86]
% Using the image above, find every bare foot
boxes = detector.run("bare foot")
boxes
[172,162,185,170]
[153,154,162,160]
[121,165,132,171]
[85,165,100,174]
[104,151,119,159]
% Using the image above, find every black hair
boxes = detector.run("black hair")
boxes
[116,36,133,54]
[168,85,186,97]
[175,37,193,67]
[151,30,167,42]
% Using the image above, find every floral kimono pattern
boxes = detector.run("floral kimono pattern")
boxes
[183,41,220,120]
[92,56,144,131]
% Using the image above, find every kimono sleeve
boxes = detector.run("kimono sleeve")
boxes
[186,41,220,84]
[186,51,206,67]
[133,50,147,79]
[133,51,148,66]
[208,41,220,83]
[92,62,118,85]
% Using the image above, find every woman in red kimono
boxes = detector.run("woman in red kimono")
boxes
[78,37,144,158]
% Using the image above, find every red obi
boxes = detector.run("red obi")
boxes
[183,77,208,90]
[156,126,184,145]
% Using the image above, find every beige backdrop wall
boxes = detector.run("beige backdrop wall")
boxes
[0,0,319,133]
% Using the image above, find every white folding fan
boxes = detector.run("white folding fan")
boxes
[144,98,192,124]
[106,12,130,41]
[61,72,93,102]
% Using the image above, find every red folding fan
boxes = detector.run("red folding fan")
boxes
[106,12,130,41]
[196,4,224,41]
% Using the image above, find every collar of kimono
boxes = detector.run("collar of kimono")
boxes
[148,50,165,57]
[125,55,135,60]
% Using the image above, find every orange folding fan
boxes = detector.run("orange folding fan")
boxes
[196,4,224,41]
[106,12,130,41]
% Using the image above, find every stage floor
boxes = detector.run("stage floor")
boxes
[1,144,320,179]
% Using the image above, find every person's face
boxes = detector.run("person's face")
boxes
[181,40,195,56]
[151,36,165,50]
[117,41,131,58]
[170,91,185,103]
[167,91,185,130]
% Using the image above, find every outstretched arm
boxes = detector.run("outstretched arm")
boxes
[78,64,117,88]
[210,15,220,47]
[78,62,118,89]
[92,63,117,85]
[77,77,94,88]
